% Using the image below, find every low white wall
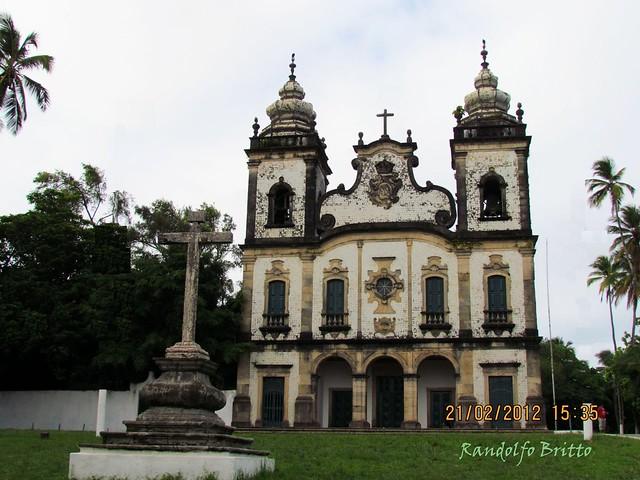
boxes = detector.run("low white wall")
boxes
[0,379,236,432]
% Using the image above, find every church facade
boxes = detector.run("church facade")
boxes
[232,45,545,429]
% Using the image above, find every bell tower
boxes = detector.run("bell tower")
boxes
[450,41,532,235]
[244,54,331,244]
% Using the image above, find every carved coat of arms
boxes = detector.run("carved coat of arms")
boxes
[368,157,402,209]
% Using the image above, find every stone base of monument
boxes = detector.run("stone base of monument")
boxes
[69,348,274,480]
[69,445,274,480]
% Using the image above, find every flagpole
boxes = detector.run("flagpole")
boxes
[546,238,558,431]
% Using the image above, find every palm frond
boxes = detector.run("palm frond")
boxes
[14,75,27,120]
[587,254,623,301]
[0,13,20,59]
[23,75,49,111]
[0,73,11,107]
[18,31,38,58]
[3,83,22,134]
[19,54,53,72]
[585,157,635,210]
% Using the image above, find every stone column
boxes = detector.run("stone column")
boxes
[519,247,538,335]
[525,347,547,429]
[294,350,318,427]
[401,373,420,429]
[456,246,473,337]
[240,254,256,336]
[299,253,315,340]
[233,254,255,427]
[454,349,479,429]
[232,353,252,427]
[349,374,370,428]
[357,240,364,337]
[406,240,414,337]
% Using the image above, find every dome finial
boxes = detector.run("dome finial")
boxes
[289,53,296,81]
[481,39,489,69]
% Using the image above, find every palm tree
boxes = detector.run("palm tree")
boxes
[586,157,637,342]
[609,205,640,343]
[588,255,623,351]
[588,255,625,434]
[0,13,54,134]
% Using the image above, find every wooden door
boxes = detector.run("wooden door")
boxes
[430,390,452,428]
[489,376,513,429]
[376,376,403,428]
[330,389,352,427]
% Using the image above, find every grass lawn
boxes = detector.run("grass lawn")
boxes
[1,429,639,480]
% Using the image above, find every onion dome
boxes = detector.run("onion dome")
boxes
[461,40,516,125]
[261,53,317,136]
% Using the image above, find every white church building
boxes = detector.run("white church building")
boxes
[232,43,545,430]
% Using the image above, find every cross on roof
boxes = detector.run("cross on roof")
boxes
[158,210,233,359]
[376,108,394,138]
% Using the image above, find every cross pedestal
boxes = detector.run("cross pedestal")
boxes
[69,211,274,479]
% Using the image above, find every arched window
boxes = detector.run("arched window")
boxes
[267,280,286,326]
[479,173,507,219]
[326,279,345,326]
[487,275,507,321]
[425,277,445,323]
[267,179,294,227]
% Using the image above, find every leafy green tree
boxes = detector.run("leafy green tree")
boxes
[609,205,640,342]
[613,340,640,433]
[586,157,637,342]
[0,168,245,390]
[600,341,640,434]
[32,164,132,226]
[540,338,607,430]
[0,13,53,134]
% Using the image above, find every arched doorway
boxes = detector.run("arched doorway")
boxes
[366,357,404,428]
[315,357,353,428]
[417,356,456,428]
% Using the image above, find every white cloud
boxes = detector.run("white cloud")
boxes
[2,0,639,366]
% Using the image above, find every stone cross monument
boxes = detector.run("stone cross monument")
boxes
[158,210,232,360]
[69,210,274,479]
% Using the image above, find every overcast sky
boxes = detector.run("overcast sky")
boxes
[2,1,639,366]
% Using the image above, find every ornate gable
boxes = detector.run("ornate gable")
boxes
[318,138,456,235]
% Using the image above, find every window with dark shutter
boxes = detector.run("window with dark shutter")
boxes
[425,277,445,323]
[487,275,507,312]
[267,280,286,326]
[326,279,345,326]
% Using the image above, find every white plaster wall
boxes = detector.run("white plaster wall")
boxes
[469,250,526,337]
[410,242,460,338]
[254,159,306,238]
[465,150,521,231]
[361,241,408,337]
[312,243,358,339]
[416,358,457,427]
[309,238,462,340]
[316,360,352,427]
[0,386,237,431]
[251,256,302,339]
[472,348,528,428]
[248,349,299,425]
[320,151,451,228]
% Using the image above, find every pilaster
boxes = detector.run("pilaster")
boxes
[349,374,370,428]
[300,253,315,337]
[401,373,420,429]
[455,349,479,428]
[455,244,473,337]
